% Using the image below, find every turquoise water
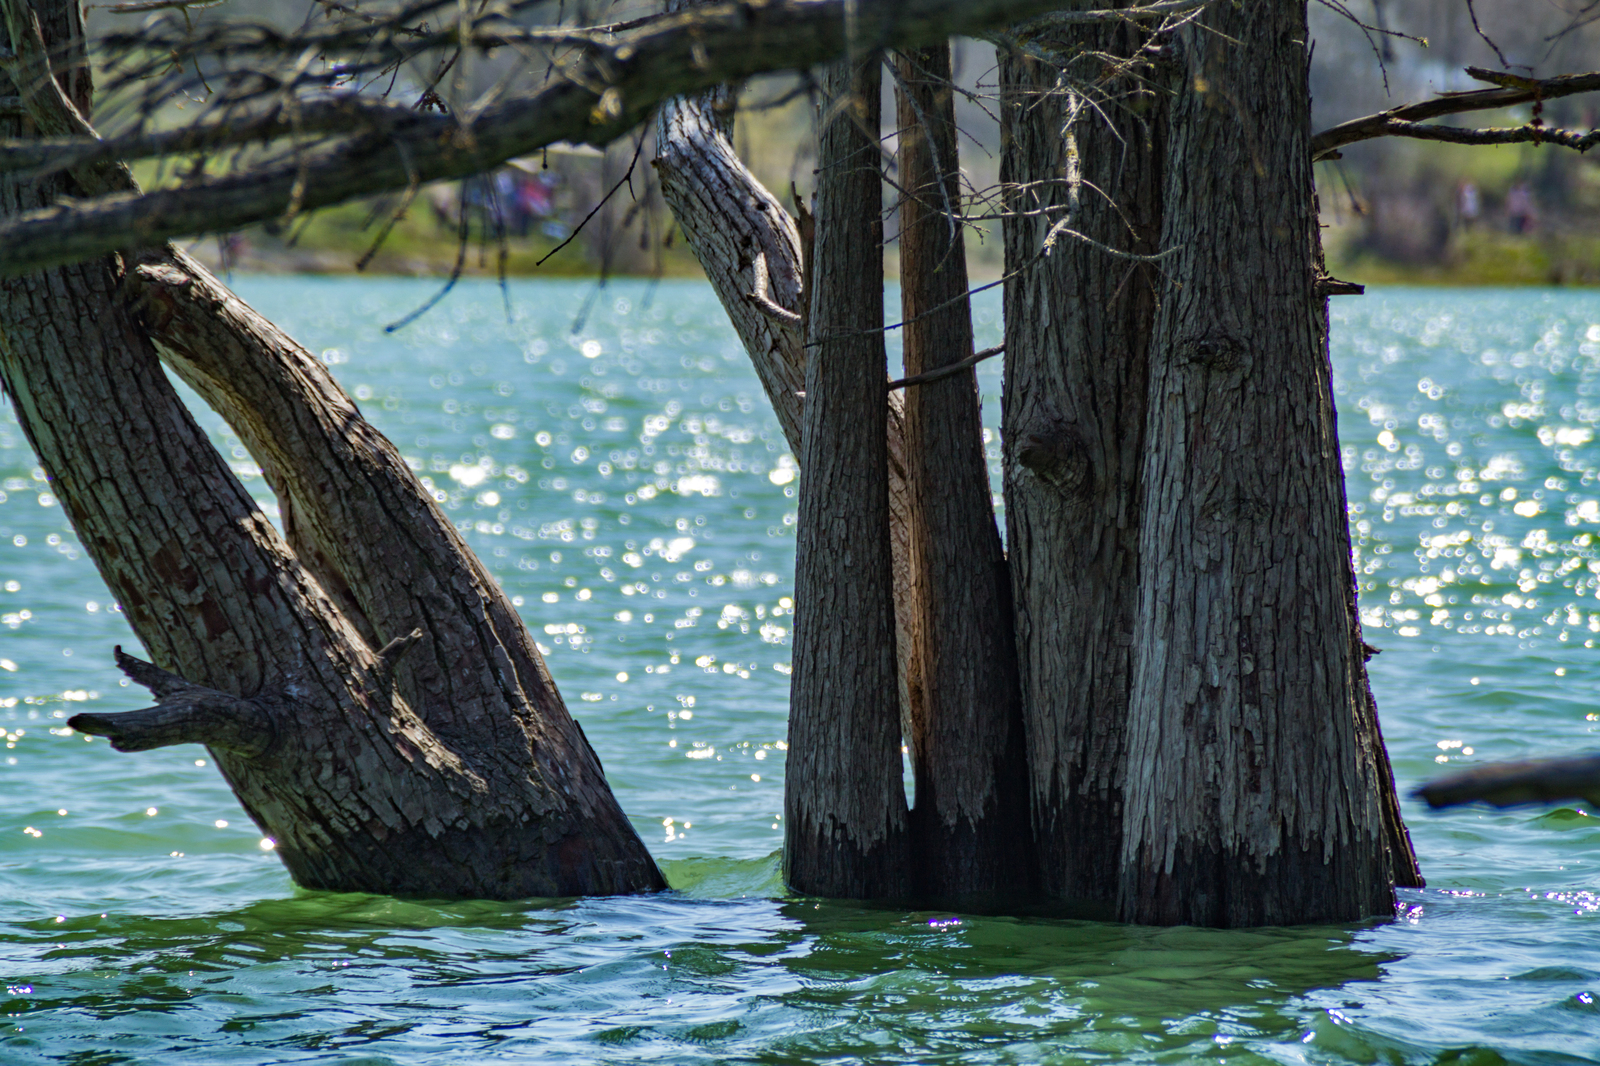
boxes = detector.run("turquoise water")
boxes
[1,278,1598,1064]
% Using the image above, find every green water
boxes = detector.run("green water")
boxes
[1,279,1598,1064]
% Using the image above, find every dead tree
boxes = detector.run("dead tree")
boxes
[18,0,1600,923]
[1,0,663,898]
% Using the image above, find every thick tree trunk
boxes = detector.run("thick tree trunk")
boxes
[653,83,925,769]
[996,24,1165,908]
[0,0,663,899]
[783,54,910,898]
[1118,0,1404,926]
[894,44,1032,903]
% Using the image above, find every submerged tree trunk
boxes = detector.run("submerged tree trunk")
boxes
[653,82,925,768]
[894,44,1032,903]
[783,54,910,898]
[997,24,1165,909]
[1118,0,1407,926]
[1,0,663,899]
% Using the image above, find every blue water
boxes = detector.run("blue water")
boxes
[1,278,1597,1063]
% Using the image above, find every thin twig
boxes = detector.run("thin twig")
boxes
[887,345,1003,391]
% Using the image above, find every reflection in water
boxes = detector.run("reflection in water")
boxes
[2,281,1600,1063]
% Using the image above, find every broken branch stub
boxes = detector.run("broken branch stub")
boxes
[68,646,276,756]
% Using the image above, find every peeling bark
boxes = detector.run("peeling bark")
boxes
[783,54,910,898]
[894,44,1032,903]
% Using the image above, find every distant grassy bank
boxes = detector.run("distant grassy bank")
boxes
[181,189,1600,288]
[1326,225,1600,288]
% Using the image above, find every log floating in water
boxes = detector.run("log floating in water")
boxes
[1415,753,1600,809]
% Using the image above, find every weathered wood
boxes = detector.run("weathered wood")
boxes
[894,43,1032,904]
[1417,754,1600,809]
[70,648,275,756]
[997,21,1164,908]
[0,0,664,900]
[783,53,910,898]
[653,70,925,789]
[0,0,1115,279]
[1117,0,1406,926]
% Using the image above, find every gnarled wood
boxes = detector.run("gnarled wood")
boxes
[69,647,276,756]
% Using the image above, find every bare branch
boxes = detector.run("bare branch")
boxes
[102,0,224,12]
[745,250,803,326]
[1311,67,1600,159]
[1012,0,1215,33]
[0,96,427,184]
[0,0,1076,278]
[886,344,1003,390]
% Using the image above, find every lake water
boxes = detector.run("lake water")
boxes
[2,278,1598,1064]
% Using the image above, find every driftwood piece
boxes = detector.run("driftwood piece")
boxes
[1416,754,1600,810]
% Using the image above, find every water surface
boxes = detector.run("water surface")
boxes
[1,280,1597,1063]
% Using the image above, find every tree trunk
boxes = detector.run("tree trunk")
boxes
[653,82,925,776]
[996,25,1165,909]
[894,44,1032,903]
[0,0,663,900]
[1118,0,1404,926]
[783,53,910,898]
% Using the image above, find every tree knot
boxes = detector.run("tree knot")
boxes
[1015,402,1091,498]
[1180,335,1248,374]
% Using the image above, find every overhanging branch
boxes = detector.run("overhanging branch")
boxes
[0,0,1202,278]
[1312,66,1600,159]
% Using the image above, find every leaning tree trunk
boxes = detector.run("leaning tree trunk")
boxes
[653,81,925,766]
[996,22,1166,908]
[1118,0,1409,926]
[783,53,910,898]
[0,0,663,899]
[893,44,1032,903]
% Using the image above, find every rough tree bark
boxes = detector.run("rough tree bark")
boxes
[1118,0,1412,926]
[893,44,1032,903]
[783,53,910,898]
[1,0,664,899]
[996,23,1166,909]
[653,79,925,772]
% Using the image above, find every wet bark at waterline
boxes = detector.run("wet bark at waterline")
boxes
[0,0,664,900]
[1118,0,1412,926]
[895,43,1033,904]
[783,54,911,899]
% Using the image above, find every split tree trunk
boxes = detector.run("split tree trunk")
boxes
[653,80,925,766]
[1,0,663,899]
[1118,0,1408,926]
[783,54,910,898]
[996,24,1166,909]
[894,44,1032,903]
